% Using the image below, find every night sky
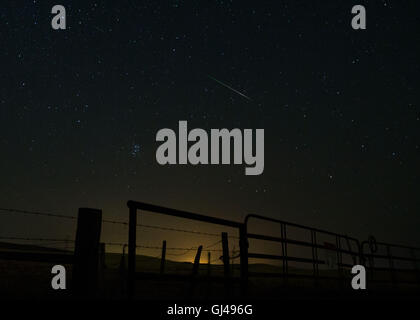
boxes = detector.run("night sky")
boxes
[1,0,419,256]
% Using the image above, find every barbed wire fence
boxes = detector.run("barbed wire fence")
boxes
[0,207,238,263]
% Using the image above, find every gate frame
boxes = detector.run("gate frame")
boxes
[244,214,362,284]
[125,200,419,297]
[127,200,244,297]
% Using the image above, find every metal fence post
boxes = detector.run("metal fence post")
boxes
[239,224,248,295]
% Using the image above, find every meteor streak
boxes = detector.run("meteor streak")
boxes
[208,75,251,101]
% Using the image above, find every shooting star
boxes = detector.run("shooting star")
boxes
[94,26,105,33]
[208,75,252,101]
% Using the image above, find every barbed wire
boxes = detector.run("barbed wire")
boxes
[104,242,224,252]
[103,219,239,238]
[0,207,241,258]
[0,208,76,220]
[0,236,75,242]
[0,237,75,252]
[203,239,222,249]
[0,236,222,251]
[0,239,224,257]
[0,207,240,239]
[210,256,222,263]
[161,240,223,257]
[0,236,234,265]
[166,251,191,256]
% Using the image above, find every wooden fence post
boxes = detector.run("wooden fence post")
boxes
[189,245,203,296]
[222,232,232,295]
[73,208,102,298]
[160,240,167,274]
[207,251,211,276]
[128,205,137,298]
[206,251,212,296]
[192,245,203,276]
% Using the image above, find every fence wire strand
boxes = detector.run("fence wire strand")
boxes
[0,207,239,239]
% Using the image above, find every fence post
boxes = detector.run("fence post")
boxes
[222,232,232,295]
[160,240,167,274]
[192,245,203,276]
[128,204,137,298]
[222,232,230,277]
[239,224,248,295]
[207,251,211,276]
[73,208,102,298]
[189,245,203,296]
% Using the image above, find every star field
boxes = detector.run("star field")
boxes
[0,1,419,247]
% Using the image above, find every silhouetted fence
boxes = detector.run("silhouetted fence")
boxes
[1,203,420,298]
[244,214,361,286]
[0,207,104,297]
[126,200,243,297]
[125,200,420,297]
[361,238,420,288]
